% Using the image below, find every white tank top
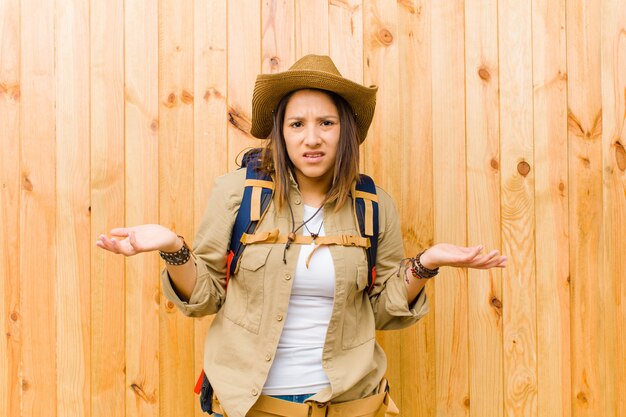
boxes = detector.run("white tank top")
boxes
[262,205,335,395]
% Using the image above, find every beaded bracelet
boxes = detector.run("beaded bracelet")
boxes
[410,250,439,279]
[159,236,191,265]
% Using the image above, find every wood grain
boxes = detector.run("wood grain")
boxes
[397,0,435,415]
[55,0,91,415]
[432,1,469,415]
[363,0,403,409]
[295,0,329,57]
[228,0,262,168]
[90,0,126,415]
[262,0,294,74]
[465,0,504,415]
[329,0,363,85]
[567,0,605,416]
[499,0,538,416]
[0,1,21,416]
[125,0,159,416]
[329,0,364,163]
[158,0,196,415]
[2,2,626,416]
[20,0,57,415]
[601,0,626,415]
[532,0,571,416]
[193,0,227,414]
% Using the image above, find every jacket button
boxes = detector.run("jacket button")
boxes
[276,313,283,321]
[251,388,259,396]
[294,198,301,205]
[265,353,272,361]
[284,273,291,280]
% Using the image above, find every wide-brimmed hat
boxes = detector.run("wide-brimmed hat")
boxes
[250,54,378,142]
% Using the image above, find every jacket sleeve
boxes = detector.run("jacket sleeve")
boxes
[160,169,245,317]
[368,187,429,330]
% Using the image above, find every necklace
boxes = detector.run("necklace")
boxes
[303,213,323,239]
[282,198,326,263]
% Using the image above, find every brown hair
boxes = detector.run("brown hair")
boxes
[260,89,361,211]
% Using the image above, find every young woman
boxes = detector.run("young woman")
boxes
[96,55,507,417]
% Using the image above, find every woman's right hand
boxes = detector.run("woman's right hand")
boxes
[96,224,181,256]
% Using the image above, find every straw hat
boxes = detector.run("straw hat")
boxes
[250,54,378,142]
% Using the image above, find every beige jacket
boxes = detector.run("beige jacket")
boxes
[161,168,429,417]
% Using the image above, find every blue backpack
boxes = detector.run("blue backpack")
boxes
[227,148,380,293]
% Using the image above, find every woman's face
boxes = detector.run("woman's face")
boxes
[282,89,341,191]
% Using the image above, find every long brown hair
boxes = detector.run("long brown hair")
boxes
[260,89,361,211]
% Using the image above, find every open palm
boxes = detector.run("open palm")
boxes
[423,243,507,270]
[96,224,179,256]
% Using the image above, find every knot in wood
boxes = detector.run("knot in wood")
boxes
[181,90,194,104]
[478,67,491,82]
[490,158,499,170]
[22,175,33,192]
[165,92,177,108]
[270,56,280,68]
[377,28,394,45]
[10,312,18,321]
[517,161,531,177]
[615,141,626,171]
[490,297,502,309]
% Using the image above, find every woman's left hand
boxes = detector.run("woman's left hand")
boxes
[419,243,507,270]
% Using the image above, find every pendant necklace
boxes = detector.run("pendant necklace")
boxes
[283,198,326,264]
[304,213,324,240]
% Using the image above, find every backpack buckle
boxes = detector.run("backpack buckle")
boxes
[308,402,329,417]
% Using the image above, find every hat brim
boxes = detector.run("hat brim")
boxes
[250,70,378,142]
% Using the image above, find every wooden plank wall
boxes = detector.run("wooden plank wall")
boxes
[1,1,625,416]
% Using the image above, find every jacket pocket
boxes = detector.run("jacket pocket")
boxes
[342,259,375,349]
[223,244,271,334]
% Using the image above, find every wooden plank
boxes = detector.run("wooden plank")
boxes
[396,1,435,416]
[295,0,328,57]
[431,1,469,415]
[363,0,403,409]
[20,0,57,415]
[158,0,195,415]
[566,0,605,416]
[329,0,363,85]
[262,0,294,73]
[55,0,91,415]
[600,1,626,415]
[125,0,159,416]
[90,0,126,415]
[498,0,537,416]
[0,1,21,416]
[193,0,227,414]
[228,0,262,168]
[328,0,364,164]
[464,0,503,416]
[532,0,571,416]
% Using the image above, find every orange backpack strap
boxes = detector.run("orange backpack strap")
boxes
[228,149,274,279]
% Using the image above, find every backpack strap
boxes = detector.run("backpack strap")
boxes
[227,150,379,294]
[227,149,274,284]
[353,175,379,293]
